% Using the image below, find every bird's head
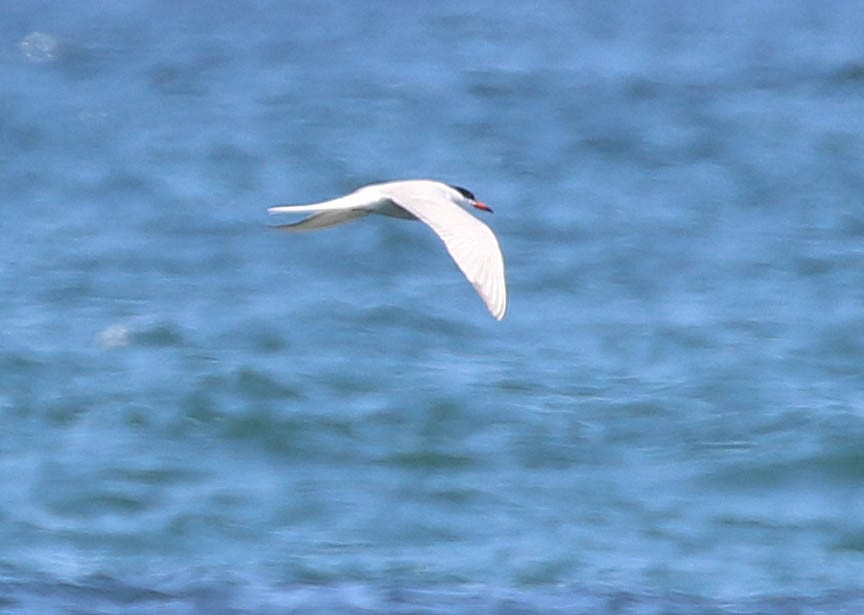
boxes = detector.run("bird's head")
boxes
[450,185,493,213]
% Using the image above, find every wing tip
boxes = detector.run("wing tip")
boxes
[485,290,507,321]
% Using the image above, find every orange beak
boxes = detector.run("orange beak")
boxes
[473,201,493,213]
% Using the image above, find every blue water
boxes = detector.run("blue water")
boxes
[3,2,864,613]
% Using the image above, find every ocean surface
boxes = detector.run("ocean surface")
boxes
[3,2,864,613]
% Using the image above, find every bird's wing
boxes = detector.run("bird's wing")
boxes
[391,196,507,320]
[268,188,386,231]
[268,188,385,214]
[270,209,370,232]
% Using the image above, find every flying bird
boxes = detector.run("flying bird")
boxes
[268,179,507,320]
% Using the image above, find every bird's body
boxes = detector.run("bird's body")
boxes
[268,180,507,320]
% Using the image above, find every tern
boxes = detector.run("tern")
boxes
[268,179,507,320]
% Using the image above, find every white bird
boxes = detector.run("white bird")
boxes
[268,179,507,320]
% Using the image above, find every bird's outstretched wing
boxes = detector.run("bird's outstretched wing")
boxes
[389,196,507,320]
[270,209,370,231]
[268,189,384,232]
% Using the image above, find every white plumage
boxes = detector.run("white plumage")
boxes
[268,179,507,320]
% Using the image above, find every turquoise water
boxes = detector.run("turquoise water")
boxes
[2,2,864,612]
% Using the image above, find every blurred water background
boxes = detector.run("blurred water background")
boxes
[2,1,864,613]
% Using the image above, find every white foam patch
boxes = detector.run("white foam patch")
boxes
[18,32,59,63]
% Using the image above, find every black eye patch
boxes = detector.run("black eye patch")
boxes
[451,185,476,200]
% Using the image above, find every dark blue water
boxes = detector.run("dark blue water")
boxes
[3,2,864,613]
